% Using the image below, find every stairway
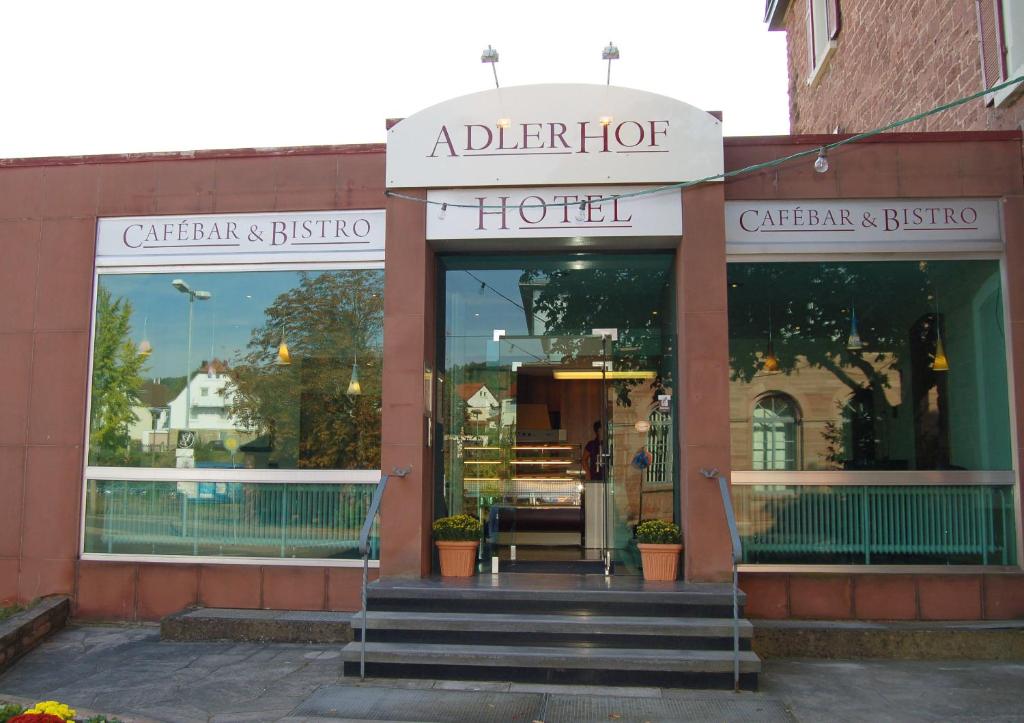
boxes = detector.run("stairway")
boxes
[340,574,761,690]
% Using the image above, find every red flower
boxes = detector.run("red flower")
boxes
[8,714,67,723]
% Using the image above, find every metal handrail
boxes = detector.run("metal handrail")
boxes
[358,465,411,681]
[701,467,743,692]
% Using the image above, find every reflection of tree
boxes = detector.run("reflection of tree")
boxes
[519,265,673,407]
[728,263,941,468]
[229,271,384,469]
[90,287,146,464]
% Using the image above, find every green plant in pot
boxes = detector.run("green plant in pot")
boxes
[433,514,483,577]
[636,519,682,581]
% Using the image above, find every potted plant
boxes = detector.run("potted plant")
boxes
[636,519,683,581]
[432,514,483,577]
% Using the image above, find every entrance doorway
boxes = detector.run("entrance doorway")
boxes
[437,254,677,574]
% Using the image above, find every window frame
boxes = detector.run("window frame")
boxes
[80,258,386,567]
[806,0,840,84]
[988,0,1024,106]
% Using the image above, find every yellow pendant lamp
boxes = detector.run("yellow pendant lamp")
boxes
[762,304,781,372]
[931,296,949,372]
[932,324,949,372]
[762,304,780,372]
[276,327,291,366]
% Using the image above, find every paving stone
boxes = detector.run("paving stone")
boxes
[293,686,545,722]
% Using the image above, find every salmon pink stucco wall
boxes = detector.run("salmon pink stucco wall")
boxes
[0,145,386,617]
[725,130,1024,621]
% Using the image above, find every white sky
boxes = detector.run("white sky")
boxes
[0,0,789,159]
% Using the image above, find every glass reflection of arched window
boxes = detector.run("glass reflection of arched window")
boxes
[752,394,799,471]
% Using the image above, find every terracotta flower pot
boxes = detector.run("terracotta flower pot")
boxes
[436,540,479,577]
[638,543,683,581]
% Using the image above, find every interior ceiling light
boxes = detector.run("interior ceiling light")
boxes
[553,370,657,380]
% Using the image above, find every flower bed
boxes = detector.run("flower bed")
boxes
[0,699,121,723]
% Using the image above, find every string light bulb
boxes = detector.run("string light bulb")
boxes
[814,147,829,173]
[599,115,613,127]
[575,201,587,223]
[437,202,448,220]
[496,118,511,129]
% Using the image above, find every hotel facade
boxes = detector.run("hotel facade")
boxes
[1,83,1023,622]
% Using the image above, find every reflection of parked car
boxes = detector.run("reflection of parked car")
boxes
[206,439,226,451]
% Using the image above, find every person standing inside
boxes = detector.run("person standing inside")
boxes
[584,420,604,481]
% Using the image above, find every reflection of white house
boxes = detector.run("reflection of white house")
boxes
[457,383,499,426]
[166,361,239,431]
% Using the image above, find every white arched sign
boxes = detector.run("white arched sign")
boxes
[387,84,723,188]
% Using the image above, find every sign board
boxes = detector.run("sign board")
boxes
[725,199,1002,254]
[97,210,385,266]
[426,186,681,240]
[388,84,723,188]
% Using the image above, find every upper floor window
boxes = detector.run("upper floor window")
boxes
[980,0,1024,106]
[807,0,841,83]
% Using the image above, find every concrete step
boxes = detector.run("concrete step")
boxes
[341,641,761,690]
[161,608,353,643]
[353,610,753,650]
[367,576,744,618]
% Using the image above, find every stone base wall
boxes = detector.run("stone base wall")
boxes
[0,596,69,673]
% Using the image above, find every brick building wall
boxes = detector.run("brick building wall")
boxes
[778,0,1024,133]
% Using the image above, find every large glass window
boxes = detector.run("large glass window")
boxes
[88,269,383,471]
[728,259,1016,566]
[729,260,1011,472]
[84,267,383,562]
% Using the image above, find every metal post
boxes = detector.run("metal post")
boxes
[700,468,743,693]
[358,466,411,681]
[185,294,193,430]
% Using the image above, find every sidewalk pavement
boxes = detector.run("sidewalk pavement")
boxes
[1,624,1022,722]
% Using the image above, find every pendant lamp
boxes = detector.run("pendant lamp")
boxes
[276,327,291,366]
[846,302,864,351]
[138,317,153,357]
[932,316,949,372]
[763,305,780,372]
[346,354,362,395]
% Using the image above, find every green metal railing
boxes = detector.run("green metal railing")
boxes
[733,485,1017,565]
[86,480,377,559]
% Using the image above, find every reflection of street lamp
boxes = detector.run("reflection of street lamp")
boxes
[172,279,212,430]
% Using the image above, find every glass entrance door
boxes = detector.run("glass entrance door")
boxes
[439,254,678,575]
